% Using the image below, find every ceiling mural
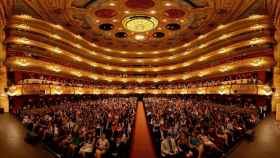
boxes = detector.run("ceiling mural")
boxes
[17,0,264,51]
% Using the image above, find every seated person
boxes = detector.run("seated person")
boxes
[177,132,196,158]
[79,132,96,158]
[110,137,126,158]
[189,131,203,158]
[161,134,179,158]
[95,134,110,158]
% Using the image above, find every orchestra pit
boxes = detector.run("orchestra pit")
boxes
[1,0,280,158]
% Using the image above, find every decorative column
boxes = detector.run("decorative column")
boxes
[265,0,280,120]
[272,30,280,120]
[0,25,9,112]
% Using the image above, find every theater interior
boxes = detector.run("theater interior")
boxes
[1,0,280,158]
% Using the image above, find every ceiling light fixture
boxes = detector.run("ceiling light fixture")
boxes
[16,38,31,44]
[48,65,61,72]
[51,34,61,39]
[109,3,116,6]
[16,58,30,67]
[134,34,146,40]
[123,15,158,32]
[150,10,156,14]
[52,47,62,54]
[165,3,172,6]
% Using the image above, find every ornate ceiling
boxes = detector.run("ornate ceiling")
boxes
[12,0,267,52]
[0,0,277,85]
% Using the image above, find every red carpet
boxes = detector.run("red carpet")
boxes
[130,101,157,158]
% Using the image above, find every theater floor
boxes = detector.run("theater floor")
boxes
[228,113,280,158]
[1,113,280,158]
[0,113,55,158]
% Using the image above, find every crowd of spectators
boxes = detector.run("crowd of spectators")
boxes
[144,96,260,158]
[17,96,137,158]
[13,94,269,158]
[15,72,261,90]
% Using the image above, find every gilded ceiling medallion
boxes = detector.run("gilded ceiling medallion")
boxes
[122,15,158,33]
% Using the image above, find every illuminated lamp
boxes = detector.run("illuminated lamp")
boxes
[136,78,144,83]
[16,24,30,30]
[90,75,98,80]
[134,34,146,40]
[109,3,116,6]
[248,15,264,19]
[75,35,82,39]
[72,56,82,62]
[197,88,206,94]
[52,47,62,54]
[249,38,266,45]
[52,24,63,30]
[251,58,265,67]
[150,10,156,14]
[48,65,61,72]
[260,85,272,96]
[153,58,159,62]
[198,56,208,61]
[218,48,229,54]
[16,38,31,44]
[217,25,225,30]
[198,44,206,49]
[152,51,159,54]
[183,62,190,67]
[123,15,158,32]
[219,66,232,72]
[250,24,263,30]
[16,58,29,67]
[17,14,33,19]
[168,56,176,60]
[219,34,230,40]
[51,34,61,39]
[71,71,82,77]
[75,44,82,48]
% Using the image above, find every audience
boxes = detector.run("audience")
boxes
[144,96,260,158]
[15,72,261,90]
[18,96,137,158]
[15,94,267,158]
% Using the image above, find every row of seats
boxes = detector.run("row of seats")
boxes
[17,97,137,158]
[14,95,269,158]
[144,97,260,158]
[15,72,262,89]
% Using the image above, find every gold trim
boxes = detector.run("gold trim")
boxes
[6,56,274,83]
[10,14,270,55]
[7,36,274,73]
[7,84,272,96]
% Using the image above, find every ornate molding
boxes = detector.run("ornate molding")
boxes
[6,56,274,83]
[265,0,280,28]
[23,0,76,25]
[7,84,272,96]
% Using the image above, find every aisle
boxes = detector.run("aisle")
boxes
[130,101,157,158]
